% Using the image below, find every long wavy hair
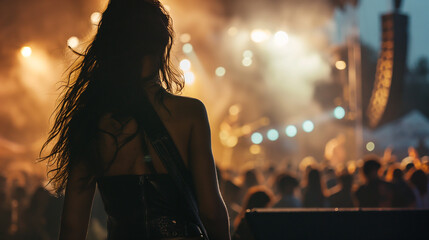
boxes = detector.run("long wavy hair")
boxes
[40,0,183,196]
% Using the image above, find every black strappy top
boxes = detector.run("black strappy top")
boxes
[96,156,202,239]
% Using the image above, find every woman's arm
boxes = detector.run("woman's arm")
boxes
[59,161,96,240]
[189,100,231,240]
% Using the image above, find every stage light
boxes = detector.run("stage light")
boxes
[242,57,252,67]
[251,29,269,43]
[180,33,191,43]
[334,106,346,119]
[229,104,240,116]
[90,12,101,25]
[285,125,297,137]
[366,142,375,152]
[227,27,237,36]
[251,132,263,144]
[226,136,238,148]
[302,120,314,133]
[243,50,253,58]
[180,59,191,71]
[215,67,226,77]
[249,145,261,155]
[267,129,279,141]
[274,31,289,46]
[67,36,79,48]
[20,46,32,58]
[335,60,347,70]
[184,71,195,85]
[241,125,251,135]
[182,43,193,54]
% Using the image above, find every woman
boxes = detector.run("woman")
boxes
[40,0,230,239]
[302,168,328,208]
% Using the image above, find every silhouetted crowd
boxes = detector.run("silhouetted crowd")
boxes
[1,149,428,240]
[219,150,429,240]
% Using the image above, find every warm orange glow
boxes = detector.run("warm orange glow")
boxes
[249,144,261,155]
[20,46,32,57]
[335,60,347,70]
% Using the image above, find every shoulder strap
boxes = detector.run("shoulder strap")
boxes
[136,95,209,240]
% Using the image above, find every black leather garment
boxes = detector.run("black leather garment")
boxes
[97,174,203,239]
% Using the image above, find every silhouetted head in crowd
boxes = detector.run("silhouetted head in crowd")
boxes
[338,172,353,190]
[243,169,261,188]
[386,164,404,183]
[362,156,381,181]
[408,169,428,196]
[234,186,274,228]
[275,173,299,196]
[306,168,322,190]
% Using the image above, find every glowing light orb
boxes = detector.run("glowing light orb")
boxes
[182,43,193,54]
[302,120,314,133]
[267,129,279,141]
[180,33,191,43]
[241,125,251,135]
[335,60,347,70]
[285,125,297,137]
[334,106,346,119]
[229,104,240,116]
[90,12,101,25]
[20,46,32,57]
[67,36,79,48]
[227,27,237,36]
[226,136,238,148]
[242,57,252,67]
[251,29,269,43]
[243,50,253,58]
[179,59,191,71]
[274,31,289,46]
[215,67,226,77]
[184,71,195,85]
[366,142,375,152]
[249,145,261,155]
[251,132,263,144]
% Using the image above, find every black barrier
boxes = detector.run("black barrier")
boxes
[245,208,429,240]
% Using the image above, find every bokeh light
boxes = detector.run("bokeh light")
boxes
[180,33,191,43]
[243,50,253,58]
[249,145,261,155]
[90,12,101,25]
[274,31,289,46]
[242,57,252,67]
[366,142,375,152]
[182,43,193,54]
[302,120,314,133]
[215,67,226,77]
[251,132,263,144]
[251,29,270,43]
[285,125,297,137]
[267,129,279,141]
[229,104,241,116]
[227,27,238,36]
[333,106,346,119]
[335,60,347,70]
[67,36,79,48]
[184,71,195,85]
[180,59,191,71]
[20,46,32,58]
[226,136,238,148]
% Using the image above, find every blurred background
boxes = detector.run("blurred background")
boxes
[1,0,429,239]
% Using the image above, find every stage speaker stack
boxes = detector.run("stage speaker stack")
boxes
[246,208,429,240]
[366,0,408,128]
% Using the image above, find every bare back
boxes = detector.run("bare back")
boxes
[96,87,200,176]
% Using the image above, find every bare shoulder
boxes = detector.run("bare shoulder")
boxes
[163,94,208,121]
